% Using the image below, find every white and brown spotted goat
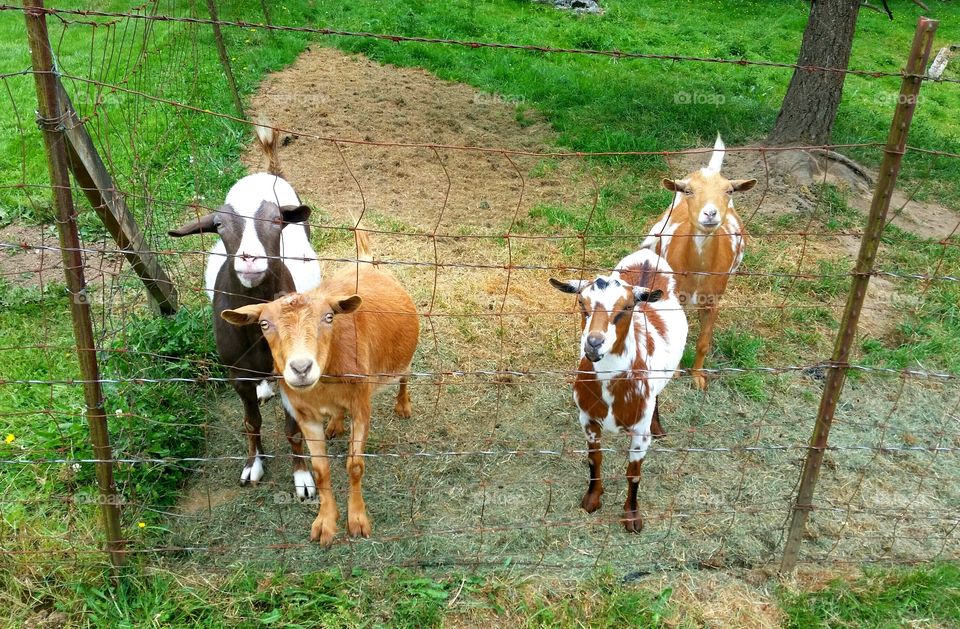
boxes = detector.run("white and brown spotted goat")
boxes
[169,123,322,498]
[641,134,756,390]
[222,232,419,545]
[551,249,687,533]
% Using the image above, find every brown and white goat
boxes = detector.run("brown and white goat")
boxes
[641,135,756,390]
[221,232,419,545]
[169,124,322,499]
[551,249,687,533]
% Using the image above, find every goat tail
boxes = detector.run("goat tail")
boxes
[345,209,374,263]
[354,229,374,263]
[254,116,284,178]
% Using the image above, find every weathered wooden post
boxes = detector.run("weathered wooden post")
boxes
[205,0,245,119]
[780,16,938,573]
[24,0,126,569]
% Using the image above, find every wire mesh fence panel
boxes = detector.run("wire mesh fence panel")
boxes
[0,3,957,581]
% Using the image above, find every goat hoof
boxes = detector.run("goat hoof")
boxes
[293,470,317,500]
[348,512,372,538]
[692,374,709,391]
[621,511,644,533]
[240,457,265,485]
[310,517,337,547]
[580,490,603,514]
[394,401,413,418]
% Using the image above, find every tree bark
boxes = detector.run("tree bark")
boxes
[766,0,861,146]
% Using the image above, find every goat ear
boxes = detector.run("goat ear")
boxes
[221,304,264,326]
[330,294,362,314]
[633,288,664,303]
[549,278,586,294]
[661,178,690,194]
[730,179,757,192]
[280,204,311,224]
[168,212,218,237]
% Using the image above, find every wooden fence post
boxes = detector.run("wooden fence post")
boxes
[205,0,245,119]
[24,0,126,569]
[57,83,179,315]
[780,16,939,573]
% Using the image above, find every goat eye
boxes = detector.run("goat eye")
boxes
[324,313,334,324]
[259,320,270,331]
[684,189,695,196]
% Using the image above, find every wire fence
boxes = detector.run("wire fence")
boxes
[1,2,958,579]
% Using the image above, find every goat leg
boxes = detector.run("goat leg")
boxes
[650,397,666,440]
[394,375,413,418]
[580,418,604,513]
[236,380,265,485]
[691,303,720,391]
[346,395,372,538]
[285,408,316,500]
[299,420,338,546]
[621,458,644,533]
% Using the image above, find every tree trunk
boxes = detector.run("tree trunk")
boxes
[766,0,861,146]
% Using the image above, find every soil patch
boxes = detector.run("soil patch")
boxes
[0,222,124,290]
[244,46,589,232]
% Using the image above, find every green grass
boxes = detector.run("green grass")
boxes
[4,563,675,627]
[712,329,769,401]
[780,563,960,628]
[0,1,320,223]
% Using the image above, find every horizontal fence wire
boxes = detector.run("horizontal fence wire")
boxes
[0,2,958,581]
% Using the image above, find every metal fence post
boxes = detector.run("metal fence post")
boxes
[205,0,246,119]
[24,0,126,568]
[780,16,939,573]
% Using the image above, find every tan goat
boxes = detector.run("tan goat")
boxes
[221,232,419,545]
[642,135,756,390]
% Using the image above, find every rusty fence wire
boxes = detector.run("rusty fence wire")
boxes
[0,3,957,578]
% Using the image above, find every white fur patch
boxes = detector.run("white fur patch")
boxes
[640,212,681,253]
[727,213,745,273]
[235,218,269,284]
[204,240,227,300]
[241,454,265,484]
[628,429,653,464]
[256,380,275,402]
[281,224,322,292]
[225,173,300,215]
[280,388,297,419]
[294,469,317,500]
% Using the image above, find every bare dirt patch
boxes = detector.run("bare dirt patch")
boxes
[244,46,589,232]
[0,222,124,290]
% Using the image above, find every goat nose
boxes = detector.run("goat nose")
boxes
[289,359,312,376]
[586,335,604,349]
[705,208,717,217]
